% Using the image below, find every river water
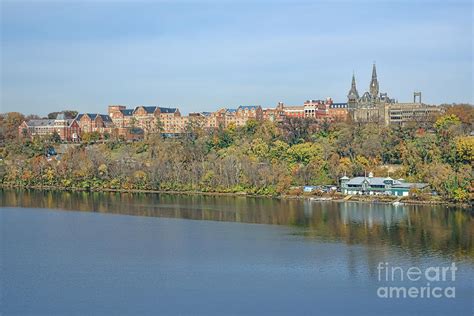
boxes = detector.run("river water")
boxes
[1,189,472,315]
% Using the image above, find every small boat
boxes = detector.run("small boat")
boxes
[392,201,403,206]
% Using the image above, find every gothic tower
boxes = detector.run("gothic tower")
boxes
[347,73,359,108]
[369,63,379,98]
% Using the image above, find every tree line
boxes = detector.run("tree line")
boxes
[0,104,472,202]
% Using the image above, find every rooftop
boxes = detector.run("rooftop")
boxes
[344,176,428,188]
[25,119,55,127]
[120,109,134,116]
[238,105,261,111]
[76,113,112,122]
[25,118,75,127]
[134,106,178,114]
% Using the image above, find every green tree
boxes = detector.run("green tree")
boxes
[249,138,269,160]
[286,142,323,165]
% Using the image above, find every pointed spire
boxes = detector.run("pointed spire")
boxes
[348,72,359,101]
[369,62,379,97]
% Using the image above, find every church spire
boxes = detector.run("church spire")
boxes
[347,72,359,103]
[369,63,379,97]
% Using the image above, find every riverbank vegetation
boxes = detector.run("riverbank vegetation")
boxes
[0,104,472,202]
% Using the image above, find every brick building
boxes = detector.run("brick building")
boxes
[328,103,349,121]
[75,113,115,135]
[222,105,263,127]
[108,105,186,135]
[18,113,80,142]
[269,99,348,121]
[282,104,305,118]
[262,102,286,122]
[107,105,133,129]
[202,111,225,129]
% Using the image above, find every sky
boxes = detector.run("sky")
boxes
[1,0,473,116]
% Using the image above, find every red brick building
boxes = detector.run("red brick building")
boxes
[282,105,305,118]
[274,99,348,121]
[107,105,134,129]
[18,113,80,142]
[263,102,286,122]
[328,102,349,121]
[75,113,115,135]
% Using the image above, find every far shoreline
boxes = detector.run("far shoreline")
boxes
[1,184,471,210]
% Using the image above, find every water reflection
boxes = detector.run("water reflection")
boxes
[1,189,472,259]
[339,203,409,226]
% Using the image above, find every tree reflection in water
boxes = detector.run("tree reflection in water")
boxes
[1,189,472,259]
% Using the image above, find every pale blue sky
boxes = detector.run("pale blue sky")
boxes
[1,0,473,115]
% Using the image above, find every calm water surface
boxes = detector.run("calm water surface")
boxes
[1,189,473,315]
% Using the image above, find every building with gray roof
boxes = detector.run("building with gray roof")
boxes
[340,173,429,197]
